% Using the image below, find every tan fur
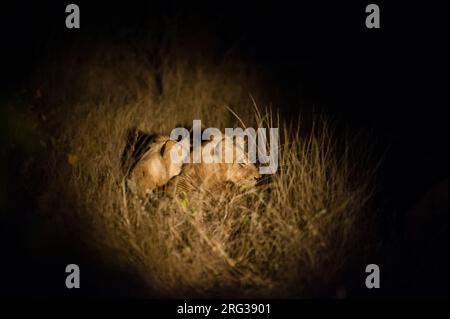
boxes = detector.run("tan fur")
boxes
[130,135,184,195]
[168,135,260,195]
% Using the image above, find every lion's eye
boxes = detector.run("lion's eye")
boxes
[239,163,246,167]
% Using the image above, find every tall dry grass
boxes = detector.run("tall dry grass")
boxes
[32,38,375,298]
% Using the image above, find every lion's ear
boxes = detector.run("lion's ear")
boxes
[162,140,188,161]
[160,140,168,157]
[173,139,190,163]
[162,140,187,178]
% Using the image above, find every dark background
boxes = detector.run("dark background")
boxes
[0,0,448,298]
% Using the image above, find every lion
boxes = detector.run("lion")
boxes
[123,132,185,196]
[167,133,261,195]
